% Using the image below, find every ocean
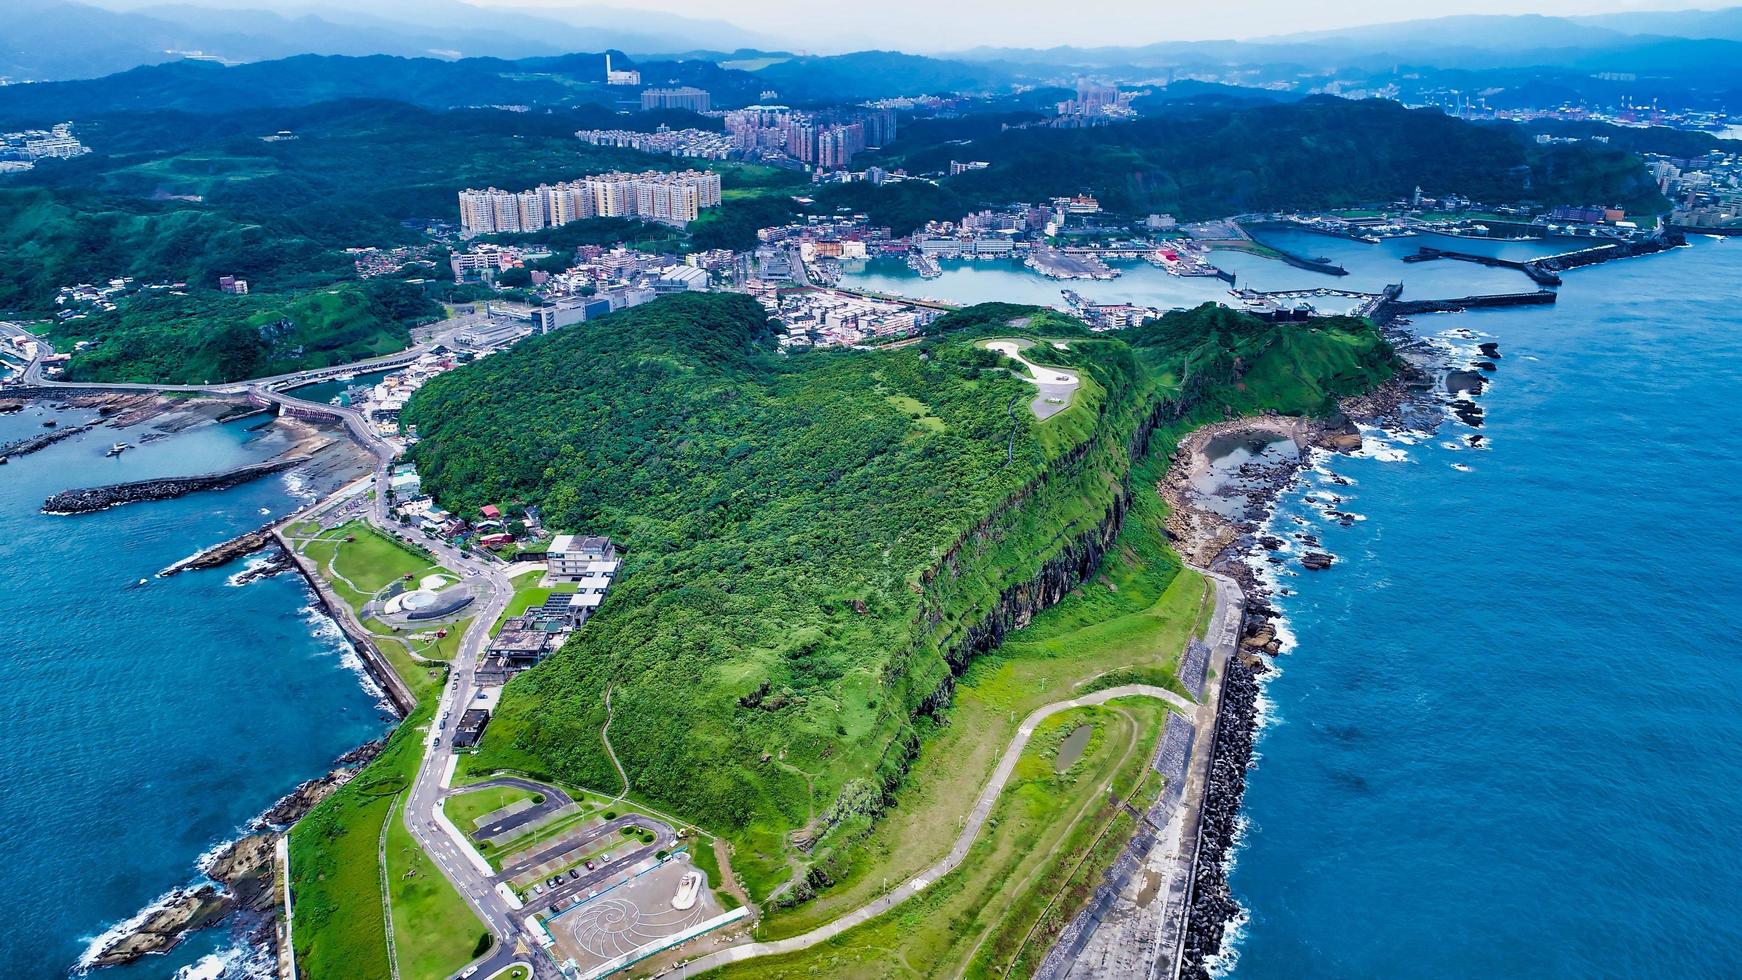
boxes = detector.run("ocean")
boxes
[845,228,1742,975]
[0,406,391,978]
[1224,236,1742,976]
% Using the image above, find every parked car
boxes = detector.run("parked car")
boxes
[585,861,595,871]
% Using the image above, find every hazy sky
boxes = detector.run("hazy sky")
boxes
[499,0,1705,50]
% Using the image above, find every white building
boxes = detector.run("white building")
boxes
[547,534,619,580]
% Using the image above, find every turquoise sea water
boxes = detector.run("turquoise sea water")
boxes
[1226,236,1742,976]
[840,229,1576,311]
[0,409,390,978]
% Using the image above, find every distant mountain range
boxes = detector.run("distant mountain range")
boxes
[3,1,1741,118]
[949,10,1742,73]
[0,0,778,81]
[12,1,1742,85]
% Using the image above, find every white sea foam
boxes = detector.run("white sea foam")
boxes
[173,936,276,980]
[1348,424,1419,463]
[225,555,277,588]
[298,601,388,707]
[280,469,316,500]
[75,885,188,973]
[1204,811,1256,978]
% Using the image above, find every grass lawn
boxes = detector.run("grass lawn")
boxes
[299,521,447,613]
[289,703,430,980]
[443,784,541,831]
[385,797,490,980]
[290,700,487,979]
[1204,238,1285,260]
[330,522,445,597]
[716,698,1171,979]
[759,445,1207,940]
[364,625,448,703]
[408,616,472,663]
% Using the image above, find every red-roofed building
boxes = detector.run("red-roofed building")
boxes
[480,504,501,520]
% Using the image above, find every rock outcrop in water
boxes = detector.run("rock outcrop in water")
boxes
[87,737,386,968]
[1,421,97,459]
[160,524,281,577]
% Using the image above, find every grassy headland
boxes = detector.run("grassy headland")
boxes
[285,523,485,979]
[399,292,1398,913]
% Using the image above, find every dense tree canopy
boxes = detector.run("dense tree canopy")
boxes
[403,293,1397,889]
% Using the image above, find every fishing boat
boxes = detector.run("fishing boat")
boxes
[106,442,129,457]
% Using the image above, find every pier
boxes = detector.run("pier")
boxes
[1369,287,1557,326]
[1402,246,1564,286]
[1026,247,1117,280]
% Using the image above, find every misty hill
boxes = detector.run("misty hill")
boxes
[0,0,778,82]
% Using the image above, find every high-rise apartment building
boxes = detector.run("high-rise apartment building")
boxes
[641,87,712,112]
[459,170,723,236]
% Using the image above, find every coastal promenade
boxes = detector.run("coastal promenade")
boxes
[1069,567,1242,980]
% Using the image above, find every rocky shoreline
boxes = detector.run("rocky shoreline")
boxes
[86,738,386,969]
[1180,655,1262,979]
[1160,323,1491,972]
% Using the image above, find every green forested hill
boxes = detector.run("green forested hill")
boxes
[844,96,1668,228]
[50,280,438,384]
[403,293,1396,895]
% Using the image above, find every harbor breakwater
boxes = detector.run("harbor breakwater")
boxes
[43,453,315,514]
[1180,656,1261,979]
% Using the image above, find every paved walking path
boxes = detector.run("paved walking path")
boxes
[666,683,1197,977]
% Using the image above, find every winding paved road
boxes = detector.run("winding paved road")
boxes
[6,314,1254,980]
[667,683,1200,978]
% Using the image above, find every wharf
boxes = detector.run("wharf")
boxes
[1370,287,1556,326]
[1027,247,1117,280]
[1403,246,1564,286]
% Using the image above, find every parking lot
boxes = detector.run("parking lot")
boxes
[546,855,723,976]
